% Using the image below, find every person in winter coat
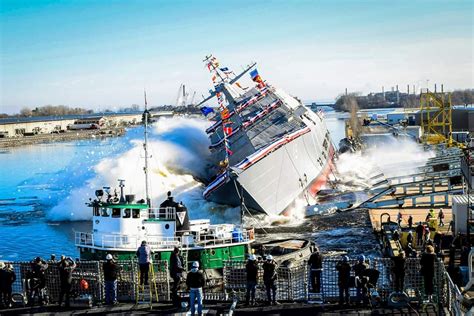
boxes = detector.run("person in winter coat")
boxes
[29,257,48,306]
[263,255,278,305]
[245,254,259,305]
[186,261,205,316]
[136,240,152,285]
[103,254,122,305]
[438,209,445,227]
[169,247,184,307]
[58,256,76,308]
[392,252,406,293]
[336,255,351,305]
[3,264,16,308]
[406,231,414,248]
[308,247,323,293]
[353,255,369,305]
[420,245,437,301]
[416,222,424,246]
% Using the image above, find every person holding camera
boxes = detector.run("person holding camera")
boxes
[58,255,77,308]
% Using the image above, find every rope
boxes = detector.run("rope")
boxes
[232,179,268,234]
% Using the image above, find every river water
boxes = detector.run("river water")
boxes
[1,108,424,261]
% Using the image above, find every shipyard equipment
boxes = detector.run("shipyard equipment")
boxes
[420,90,455,147]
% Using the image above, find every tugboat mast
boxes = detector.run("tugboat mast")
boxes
[143,90,151,207]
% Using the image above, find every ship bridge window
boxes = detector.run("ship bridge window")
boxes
[93,206,100,216]
[112,208,121,218]
[132,209,140,219]
[123,209,131,218]
[101,207,110,217]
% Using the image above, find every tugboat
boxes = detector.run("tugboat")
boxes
[75,93,255,274]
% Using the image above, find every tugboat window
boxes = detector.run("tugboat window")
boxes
[112,208,121,218]
[132,209,140,218]
[101,207,109,217]
[93,206,99,216]
[123,209,131,218]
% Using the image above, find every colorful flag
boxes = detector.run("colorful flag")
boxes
[250,69,259,80]
[221,108,230,120]
[200,106,214,116]
[223,126,233,135]
[225,147,233,156]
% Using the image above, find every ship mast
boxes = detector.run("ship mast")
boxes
[143,90,151,207]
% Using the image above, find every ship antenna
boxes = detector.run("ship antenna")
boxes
[143,90,151,207]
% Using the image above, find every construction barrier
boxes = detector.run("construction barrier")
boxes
[2,257,469,314]
[5,260,169,306]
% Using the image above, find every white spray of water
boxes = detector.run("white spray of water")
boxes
[336,137,434,183]
[47,117,240,223]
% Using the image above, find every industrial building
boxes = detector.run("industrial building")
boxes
[0,111,173,138]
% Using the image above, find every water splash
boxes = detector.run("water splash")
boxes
[47,117,233,222]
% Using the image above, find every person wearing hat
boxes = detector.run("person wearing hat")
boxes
[103,254,122,305]
[353,255,368,305]
[245,254,259,306]
[336,255,351,305]
[29,257,48,306]
[308,247,323,293]
[263,254,278,305]
[170,247,184,307]
[186,261,205,316]
[2,263,16,308]
[58,256,76,308]
[136,240,152,286]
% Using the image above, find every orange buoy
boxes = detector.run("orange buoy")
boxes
[80,279,89,290]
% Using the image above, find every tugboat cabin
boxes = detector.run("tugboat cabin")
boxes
[76,186,254,271]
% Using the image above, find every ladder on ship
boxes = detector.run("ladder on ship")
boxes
[135,262,159,309]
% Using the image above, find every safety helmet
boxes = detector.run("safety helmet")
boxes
[249,254,257,261]
[0,262,5,269]
[342,255,349,262]
[358,255,366,262]
[192,261,199,268]
[408,231,413,234]
[266,255,273,261]
[106,254,113,260]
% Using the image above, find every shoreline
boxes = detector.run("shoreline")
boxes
[0,128,127,148]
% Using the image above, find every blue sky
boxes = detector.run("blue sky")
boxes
[1,0,473,113]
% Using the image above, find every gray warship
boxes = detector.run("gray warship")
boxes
[198,56,335,216]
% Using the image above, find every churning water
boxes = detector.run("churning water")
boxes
[0,110,432,261]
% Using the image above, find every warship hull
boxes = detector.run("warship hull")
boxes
[201,59,334,216]
[205,119,334,216]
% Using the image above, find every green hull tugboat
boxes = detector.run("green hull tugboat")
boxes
[75,94,255,277]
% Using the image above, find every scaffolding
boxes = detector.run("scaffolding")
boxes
[420,90,454,147]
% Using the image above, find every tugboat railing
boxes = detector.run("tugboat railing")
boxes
[75,228,255,250]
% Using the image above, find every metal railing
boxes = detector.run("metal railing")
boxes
[75,228,255,250]
[5,256,468,313]
[6,260,169,306]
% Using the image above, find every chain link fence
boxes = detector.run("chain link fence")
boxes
[5,260,169,305]
[2,257,469,314]
[223,257,466,313]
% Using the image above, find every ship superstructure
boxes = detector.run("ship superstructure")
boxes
[199,56,335,216]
